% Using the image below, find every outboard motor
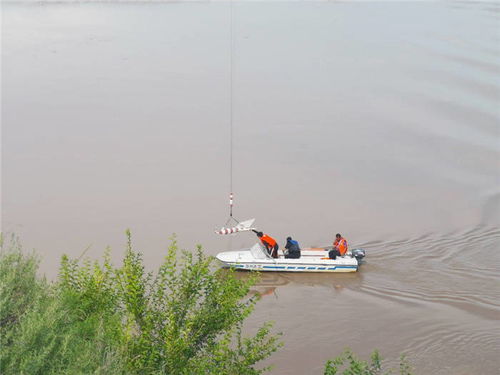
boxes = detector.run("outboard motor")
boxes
[351,248,366,262]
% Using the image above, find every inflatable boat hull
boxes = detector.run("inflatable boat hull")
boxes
[216,243,361,273]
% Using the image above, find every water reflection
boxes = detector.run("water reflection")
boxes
[234,271,364,298]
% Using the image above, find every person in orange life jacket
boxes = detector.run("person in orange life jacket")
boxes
[284,237,301,259]
[253,231,279,258]
[328,233,348,260]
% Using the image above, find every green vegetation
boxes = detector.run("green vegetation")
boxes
[324,349,412,375]
[0,232,413,375]
[0,232,281,374]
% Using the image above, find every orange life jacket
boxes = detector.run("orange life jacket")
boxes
[334,237,348,256]
[260,234,277,249]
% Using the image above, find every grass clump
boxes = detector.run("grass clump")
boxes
[0,232,282,375]
[324,349,413,375]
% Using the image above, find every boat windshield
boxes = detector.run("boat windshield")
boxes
[249,243,270,259]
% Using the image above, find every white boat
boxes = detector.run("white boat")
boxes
[216,243,366,273]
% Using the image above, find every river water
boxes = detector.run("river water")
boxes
[2,1,499,373]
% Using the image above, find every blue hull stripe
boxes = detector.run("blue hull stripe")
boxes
[227,264,358,271]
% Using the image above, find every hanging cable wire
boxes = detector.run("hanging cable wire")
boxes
[217,1,258,235]
[228,0,236,223]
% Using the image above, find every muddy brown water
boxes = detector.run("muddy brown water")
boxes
[2,1,499,374]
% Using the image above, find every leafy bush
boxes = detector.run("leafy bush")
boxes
[324,349,413,375]
[0,231,282,375]
[0,235,44,332]
[1,232,415,375]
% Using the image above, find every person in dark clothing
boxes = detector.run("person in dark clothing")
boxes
[284,237,301,259]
